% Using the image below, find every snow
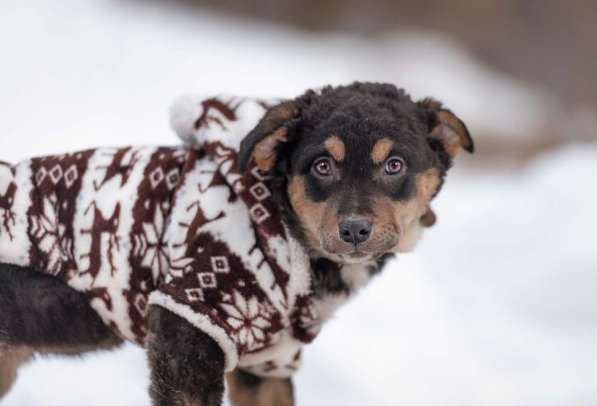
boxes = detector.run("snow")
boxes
[1,1,596,405]
[0,0,551,163]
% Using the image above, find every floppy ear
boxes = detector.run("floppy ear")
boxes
[420,206,437,228]
[238,101,299,172]
[418,98,474,157]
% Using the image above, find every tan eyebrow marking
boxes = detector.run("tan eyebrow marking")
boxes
[371,138,394,163]
[324,135,346,162]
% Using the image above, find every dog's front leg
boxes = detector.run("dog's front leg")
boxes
[148,305,225,406]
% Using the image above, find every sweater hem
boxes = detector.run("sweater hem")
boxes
[148,291,239,372]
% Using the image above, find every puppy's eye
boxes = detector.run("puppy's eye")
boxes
[312,157,333,177]
[384,157,405,175]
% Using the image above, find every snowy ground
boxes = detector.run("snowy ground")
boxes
[1,1,596,405]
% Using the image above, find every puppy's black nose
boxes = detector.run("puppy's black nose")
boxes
[339,219,372,244]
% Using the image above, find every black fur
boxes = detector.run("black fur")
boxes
[310,258,350,296]
[0,263,121,351]
[233,369,263,388]
[148,305,225,406]
[369,253,395,277]
[310,254,395,296]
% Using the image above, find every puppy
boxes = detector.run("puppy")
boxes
[0,82,473,405]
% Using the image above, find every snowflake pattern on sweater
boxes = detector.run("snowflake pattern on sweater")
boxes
[0,95,368,377]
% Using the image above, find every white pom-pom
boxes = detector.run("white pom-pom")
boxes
[169,94,204,146]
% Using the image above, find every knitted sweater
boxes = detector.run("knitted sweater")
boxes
[0,95,360,378]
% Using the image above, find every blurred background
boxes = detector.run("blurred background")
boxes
[1,0,595,405]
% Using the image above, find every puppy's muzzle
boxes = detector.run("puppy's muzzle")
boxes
[338,218,372,245]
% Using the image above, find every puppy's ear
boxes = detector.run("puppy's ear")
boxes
[418,98,474,157]
[238,101,299,172]
[420,206,437,228]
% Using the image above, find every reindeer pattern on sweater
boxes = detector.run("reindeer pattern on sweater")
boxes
[0,95,374,377]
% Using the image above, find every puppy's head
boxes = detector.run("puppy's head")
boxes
[239,83,473,263]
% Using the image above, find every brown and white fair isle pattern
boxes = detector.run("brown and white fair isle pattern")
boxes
[0,95,370,378]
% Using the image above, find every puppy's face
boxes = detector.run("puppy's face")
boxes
[239,83,473,263]
[286,134,441,263]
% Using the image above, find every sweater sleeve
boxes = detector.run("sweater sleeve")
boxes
[150,94,289,372]
[148,275,241,372]
[147,156,284,373]
[148,235,283,372]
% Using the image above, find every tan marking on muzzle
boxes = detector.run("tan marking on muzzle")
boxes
[370,138,394,164]
[324,135,345,162]
[288,176,328,250]
[394,168,440,221]
[288,168,441,259]
[394,168,441,251]
[368,168,441,253]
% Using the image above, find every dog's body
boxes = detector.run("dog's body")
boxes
[0,83,473,405]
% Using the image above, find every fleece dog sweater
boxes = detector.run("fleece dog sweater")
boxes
[0,95,361,378]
